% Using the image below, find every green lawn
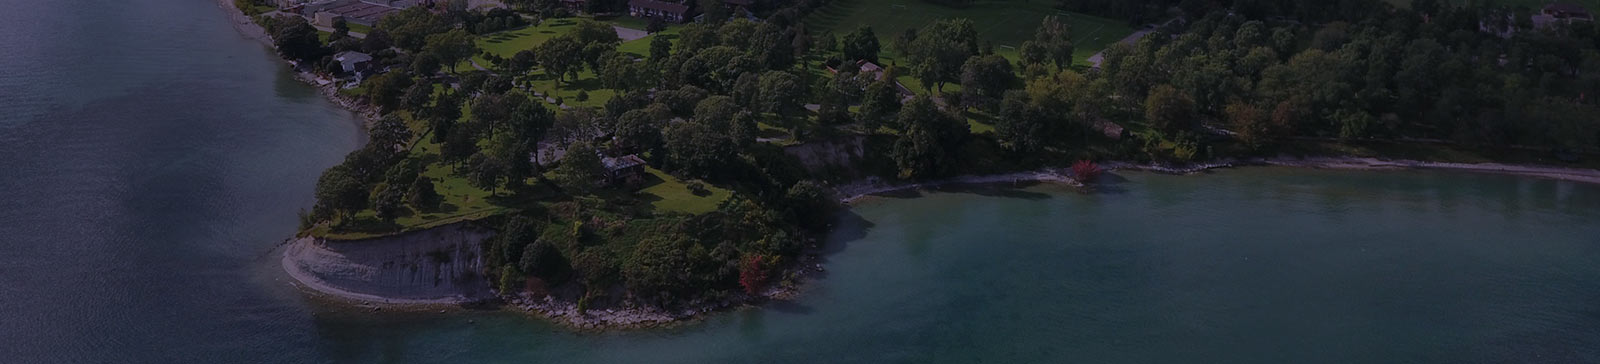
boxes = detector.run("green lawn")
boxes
[348,23,373,34]
[465,17,588,70]
[806,0,1133,66]
[637,167,732,215]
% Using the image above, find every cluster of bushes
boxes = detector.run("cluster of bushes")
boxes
[484,186,834,307]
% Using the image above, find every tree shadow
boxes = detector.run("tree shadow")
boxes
[935,182,1054,200]
[1089,171,1133,194]
[764,299,815,315]
[817,209,874,259]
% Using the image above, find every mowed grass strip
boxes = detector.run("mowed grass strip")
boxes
[807,0,1133,66]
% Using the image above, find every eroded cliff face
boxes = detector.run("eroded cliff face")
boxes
[282,223,495,304]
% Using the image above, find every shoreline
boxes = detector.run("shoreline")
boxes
[217,0,381,124]
[834,156,1600,203]
[220,1,1600,331]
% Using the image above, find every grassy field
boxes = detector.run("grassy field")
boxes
[806,0,1134,66]
[468,17,587,69]
[637,167,732,215]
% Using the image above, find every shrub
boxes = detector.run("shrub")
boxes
[738,255,769,296]
[498,266,524,294]
[686,181,708,196]
[1072,160,1102,183]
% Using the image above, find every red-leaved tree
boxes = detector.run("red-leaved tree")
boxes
[1072,160,1102,183]
[739,255,769,296]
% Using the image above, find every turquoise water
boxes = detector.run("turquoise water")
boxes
[4,1,1600,363]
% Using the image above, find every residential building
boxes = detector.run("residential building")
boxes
[628,0,689,23]
[602,155,647,186]
[334,51,374,74]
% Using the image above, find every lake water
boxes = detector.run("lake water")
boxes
[4,1,1600,363]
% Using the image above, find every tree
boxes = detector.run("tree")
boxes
[649,34,673,62]
[520,238,571,282]
[1019,15,1073,69]
[272,16,329,63]
[784,180,834,230]
[1144,84,1196,134]
[411,51,443,76]
[901,19,979,93]
[699,0,730,24]
[694,95,756,144]
[663,120,738,177]
[859,78,902,131]
[360,29,393,54]
[758,71,806,121]
[1071,160,1102,182]
[364,71,414,111]
[372,182,407,222]
[376,7,450,51]
[842,26,880,63]
[1225,101,1276,151]
[368,114,415,154]
[314,165,367,221]
[996,90,1047,152]
[624,233,697,303]
[401,82,434,113]
[815,31,837,54]
[406,175,441,211]
[463,152,507,193]
[426,89,464,143]
[423,29,478,73]
[738,255,768,295]
[959,54,1017,110]
[554,141,606,194]
[613,104,669,154]
[535,36,584,85]
[892,96,968,178]
[647,16,667,34]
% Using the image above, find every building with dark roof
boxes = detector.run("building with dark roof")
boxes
[602,155,647,186]
[1544,2,1593,20]
[629,0,689,23]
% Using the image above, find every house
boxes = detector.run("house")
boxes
[856,60,886,81]
[602,154,648,186]
[629,0,689,23]
[334,51,374,74]
[312,11,344,28]
[302,0,404,26]
[1544,2,1594,20]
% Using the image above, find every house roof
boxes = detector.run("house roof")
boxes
[603,154,647,171]
[1546,2,1590,14]
[335,51,372,63]
[629,0,688,14]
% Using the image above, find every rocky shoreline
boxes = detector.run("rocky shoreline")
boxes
[217,0,380,124]
[835,156,1600,204]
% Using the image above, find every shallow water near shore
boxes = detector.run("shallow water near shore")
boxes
[5,1,1600,363]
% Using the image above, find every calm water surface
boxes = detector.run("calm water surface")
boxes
[4,1,1600,363]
